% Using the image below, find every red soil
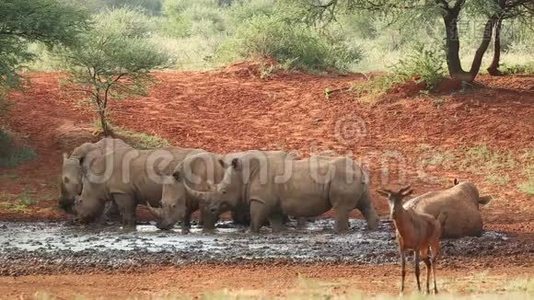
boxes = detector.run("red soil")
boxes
[1,63,533,297]
[2,66,533,227]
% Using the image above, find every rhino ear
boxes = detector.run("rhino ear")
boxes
[479,195,492,205]
[63,152,69,161]
[172,170,181,182]
[231,158,241,170]
[63,176,70,184]
[218,158,226,168]
[453,178,459,186]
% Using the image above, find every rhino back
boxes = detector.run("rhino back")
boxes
[405,186,484,238]
[87,147,197,206]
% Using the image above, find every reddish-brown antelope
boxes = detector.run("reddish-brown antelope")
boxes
[377,186,445,294]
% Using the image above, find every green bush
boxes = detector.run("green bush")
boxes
[60,8,172,136]
[0,130,36,168]
[162,0,226,37]
[501,62,534,75]
[219,13,361,72]
[391,44,446,90]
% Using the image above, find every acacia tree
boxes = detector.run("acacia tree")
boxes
[304,0,534,82]
[0,0,87,118]
[486,0,533,75]
[61,8,171,136]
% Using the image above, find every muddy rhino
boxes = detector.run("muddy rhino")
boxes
[149,151,226,232]
[153,151,291,232]
[186,152,379,233]
[403,179,492,238]
[60,137,131,216]
[74,145,202,228]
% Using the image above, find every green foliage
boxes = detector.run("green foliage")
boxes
[0,130,37,168]
[353,45,445,97]
[60,8,172,135]
[501,62,534,75]
[228,0,277,25]
[162,0,226,37]
[0,0,88,118]
[219,10,361,71]
[69,0,163,15]
[391,44,446,90]
[116,129,170,149]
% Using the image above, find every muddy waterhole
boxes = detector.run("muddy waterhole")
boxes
[0,219,511,276]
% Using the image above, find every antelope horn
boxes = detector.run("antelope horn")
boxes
[399,185,412,193]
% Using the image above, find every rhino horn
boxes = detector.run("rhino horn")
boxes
[147,202,162,218]
[184,181,213,201]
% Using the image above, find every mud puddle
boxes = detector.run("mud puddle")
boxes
[0,220,512,276]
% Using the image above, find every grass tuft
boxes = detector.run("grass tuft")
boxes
[0,130,37,168]
[115,129,170,150]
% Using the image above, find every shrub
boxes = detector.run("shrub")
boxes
[60,8,172,136]
[391,44,446,90]
[162,0,226,37]
[219,13,361,72]
[501,62,534,75]
[353,44,446,97]
[0,130,37,168]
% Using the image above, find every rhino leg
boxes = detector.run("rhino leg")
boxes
[249,199,269,233]
[102,200,121,223]
[268,212,286,233]
[296,217,307,230]
[357,189,379,230]
[199,205,218,233]
[181,207,192,234]
[334,206,350,233]
[231,202,251,226]
[113,193,137,229]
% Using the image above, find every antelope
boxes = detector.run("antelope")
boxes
[377,186,445,294]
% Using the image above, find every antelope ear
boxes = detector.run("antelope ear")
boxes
[478,195,492,205]
[231,158,241,170]
[376,189,389,197]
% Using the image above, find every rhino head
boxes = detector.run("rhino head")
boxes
[150,173,188,230]
[60,152,84,213]
[73,177,107,224]
[183,157,244,214]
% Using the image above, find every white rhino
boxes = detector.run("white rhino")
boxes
[186,152,379,233]
[73,145,201,228]
[60,137,131,216]
[403,180,492,238]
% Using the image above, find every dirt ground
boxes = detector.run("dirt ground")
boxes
[1,263,533,299]
[0,63,533,297]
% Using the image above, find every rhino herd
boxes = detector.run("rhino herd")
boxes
[60,138,491,238]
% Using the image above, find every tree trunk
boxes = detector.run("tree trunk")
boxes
[487,18,503,76]
[488,0,506,76]
[442,12,472,82]
[99,109,111,137]
[468,18,496,81]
